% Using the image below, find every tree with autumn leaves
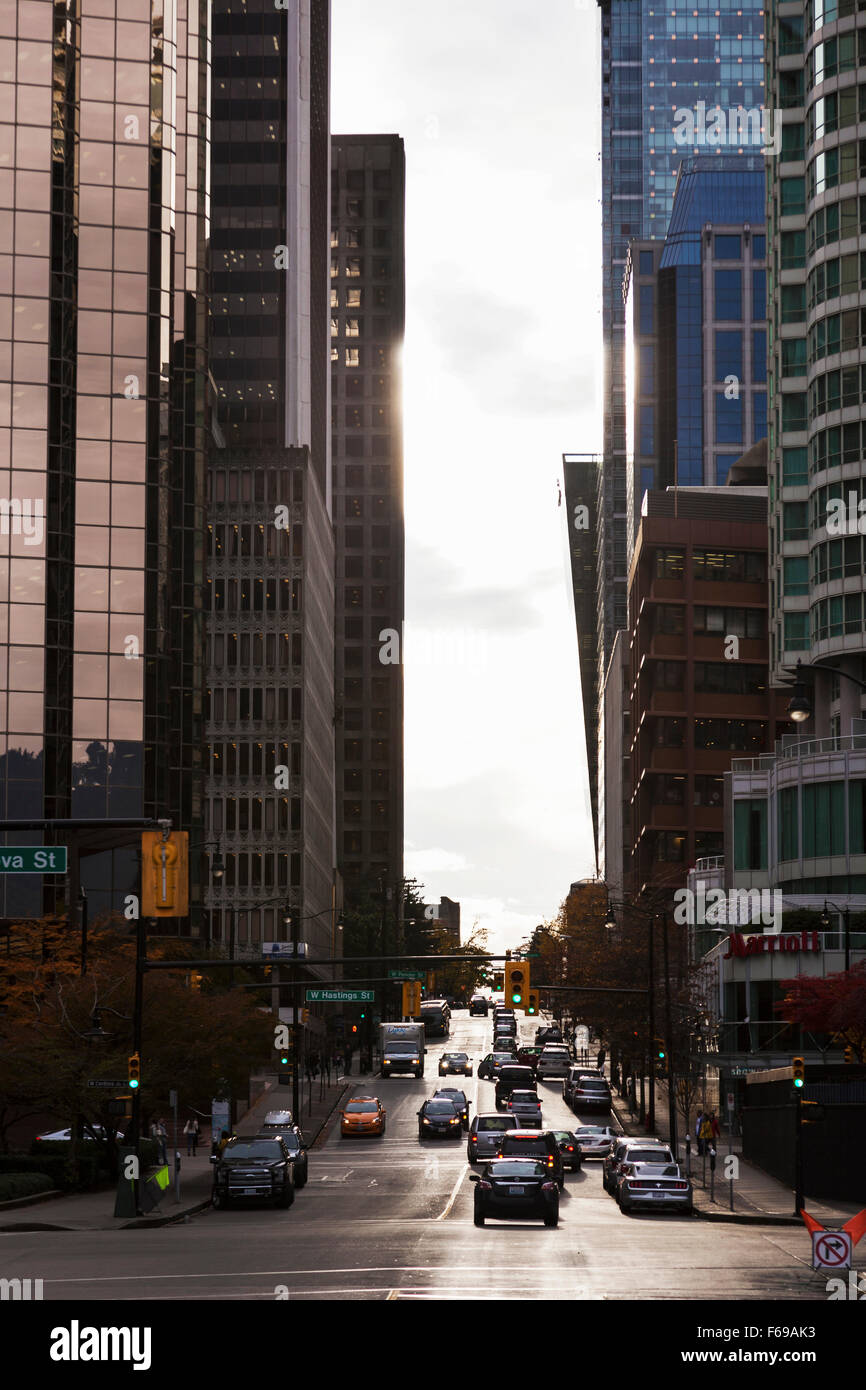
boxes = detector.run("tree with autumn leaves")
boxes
[777,961,866,1061]
[0,916,274,1169]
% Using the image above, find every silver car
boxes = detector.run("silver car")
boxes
[506,1089,543,1128]
[574,1124,618,1158]
[616,1161,693,1214]
[466,1111,520,1162]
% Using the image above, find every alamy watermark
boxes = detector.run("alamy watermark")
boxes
[0,497,43,545]
[673,886,781,927]
[673,102,782,157]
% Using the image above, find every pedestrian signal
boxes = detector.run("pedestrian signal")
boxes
[141,830,189,917]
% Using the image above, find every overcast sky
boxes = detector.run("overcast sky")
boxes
[332,0,602,954]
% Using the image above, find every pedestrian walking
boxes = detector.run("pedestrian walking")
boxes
[183,1117,200,1156]
[709,1111,721,1142]
[698,1113,713,1156]
[694,1110,704,1156]
[217,1128,230,1155]
[597,1047,606,1072]
[150,1118,168,1164]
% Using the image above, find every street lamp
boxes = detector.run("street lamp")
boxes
[785,658,866,724]
[820,899,852,973]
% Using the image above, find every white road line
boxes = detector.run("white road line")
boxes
[435,1162,468,1221]
[42,1263,576,1286]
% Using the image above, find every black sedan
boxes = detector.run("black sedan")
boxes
[478,1051,516,1080]
[549,1129,583,1172]
[470,1158,560,1227]
[433,1087,471,1129]
[417,1098,463,1140]
[438,1051,473,1077]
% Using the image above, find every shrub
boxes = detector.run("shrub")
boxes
[0,1171,55,1202]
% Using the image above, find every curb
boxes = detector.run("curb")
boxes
[0,1188,63,1212]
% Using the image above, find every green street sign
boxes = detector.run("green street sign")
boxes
[0,847,67,874]
[387,969,425,980]
[305,988,374,1003]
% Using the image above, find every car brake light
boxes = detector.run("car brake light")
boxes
[541,1181,557,1192]
[547,1157,554,1167]
[479,1180,492,1191]
[675,1181,688,1190]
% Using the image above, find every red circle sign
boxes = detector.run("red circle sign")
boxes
[815,1233,850,1267]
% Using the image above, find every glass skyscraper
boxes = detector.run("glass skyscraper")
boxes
[592,0,767,874]
[0,0,211,923]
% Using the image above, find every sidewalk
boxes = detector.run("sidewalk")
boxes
[0,1070,354,1233]
[610,1079,861,1227]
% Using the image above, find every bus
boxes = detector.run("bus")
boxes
[419,998,451,1038]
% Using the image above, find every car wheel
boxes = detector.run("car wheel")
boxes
[684,1202,693,1215]
[278,1182,294,1208]
[295,1168,307,1189]
[544,1209,559,1228]
[619,1198,630,1214]
[557,1178,565,1192]
[474,1207,485,1227]
[211,1189,226,1210]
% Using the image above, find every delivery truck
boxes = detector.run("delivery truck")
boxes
[379,1022,426,1078]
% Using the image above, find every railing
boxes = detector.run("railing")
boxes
[732,733,866,771]
[693,855,724,871]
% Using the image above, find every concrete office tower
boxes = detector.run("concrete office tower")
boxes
[624,157,768,560]
[330,136,405,906]
[626,489,791,895]
[766,0,866,728]
[206,0,337,964]
[0,0,211,923]
[594,0,767,877]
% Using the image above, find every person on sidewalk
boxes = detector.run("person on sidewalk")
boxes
[597,1047,606,1072]
[695,1111,705,1156]
[710,1111,721,1142]
[150,1118,168,1165]
[699,1113,713,1155]
[183,1117,200,1157]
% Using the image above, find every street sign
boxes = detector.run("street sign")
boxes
[262,942,307,958]
[87,1079,127,1089]
[388,969,425,980]
[0,847,67,874]
[305,988,374,1003]
[812,1231,852,1270]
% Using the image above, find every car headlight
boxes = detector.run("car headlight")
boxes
[423,1119,431,1125]
[449,1118,459,1125]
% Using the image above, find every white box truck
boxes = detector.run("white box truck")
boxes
[379,1022,426,1078]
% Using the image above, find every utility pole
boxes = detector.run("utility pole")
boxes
[661,909,677,1155]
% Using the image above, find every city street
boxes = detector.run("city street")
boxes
[0,1015,841,1302]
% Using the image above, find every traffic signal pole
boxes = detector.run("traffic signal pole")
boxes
[130,905,146,1215]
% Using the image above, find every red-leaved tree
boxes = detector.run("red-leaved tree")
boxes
[777,962,866,1060]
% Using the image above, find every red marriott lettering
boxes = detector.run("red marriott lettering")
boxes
[723,931,821,959]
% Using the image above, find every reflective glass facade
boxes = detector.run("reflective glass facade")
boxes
[595,0,767,874]
[0,0,210,922]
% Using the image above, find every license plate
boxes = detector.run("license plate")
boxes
[241,1187,259,1195]
[651,1190,668,1198]
[508,1185,525,1195]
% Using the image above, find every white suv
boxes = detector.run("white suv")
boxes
[537,1045,571,1079]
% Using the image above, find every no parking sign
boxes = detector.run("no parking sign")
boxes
[812,1230,853,1270]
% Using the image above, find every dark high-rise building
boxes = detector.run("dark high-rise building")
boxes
[0,0,211,924]
[563,453,601,863]
[593,0,767,876]
[205,0,337,971]
[330,135,405,903]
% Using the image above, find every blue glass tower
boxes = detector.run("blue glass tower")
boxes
[591,0,767,876]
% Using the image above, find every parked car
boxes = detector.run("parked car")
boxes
[471,1159,559,1227]
[616,1161,693,1214]
[494,1129,565,1190]
[433,1088,470,1129]
[466,1112,521,1162]
[495,1064,537,1110]
[506,1089,543,1128]
[254,1121,309,1186]
[210,1137,295,1209]
[603,1139,673,1194]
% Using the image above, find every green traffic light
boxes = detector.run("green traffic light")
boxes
[658,1050,665,1059]
[513,993,522,1004]
[129,1079,139,1089]
[793,1076,804,1088]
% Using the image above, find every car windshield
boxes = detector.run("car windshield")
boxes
[476,1116,511,1132]
[487,1160,547,1178]
[443,1054,467,1062]
[425,1102,457,1115]
[385,1041,419,1054]
[345,1102,378,1114]
[225,1141,282,1159]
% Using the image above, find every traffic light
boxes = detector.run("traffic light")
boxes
[844,1045,855,1064]
[301,1008,309,1024]
[402,981,422,1017]
[351,1023,358,1034]
[792,1055,805,1088]
[127,1053,141,1090]
[526,990,539,1016]
[141,830,189,917]
[505,962,527,1008]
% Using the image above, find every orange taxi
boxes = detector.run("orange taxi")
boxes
[340,1096,387,1137]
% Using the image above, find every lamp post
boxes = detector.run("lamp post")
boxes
[820,899,852,973]
[786,658,866,725]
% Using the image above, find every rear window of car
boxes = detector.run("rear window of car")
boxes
[500,1136,549,1155]
[477,1115,516,1132]
[488,1160,547,1178]
[578,1079,610,1091]
[627,1149,673,1164]
[499,1067,534,1084]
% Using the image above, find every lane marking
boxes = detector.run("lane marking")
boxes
[435,1162,468,1221]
